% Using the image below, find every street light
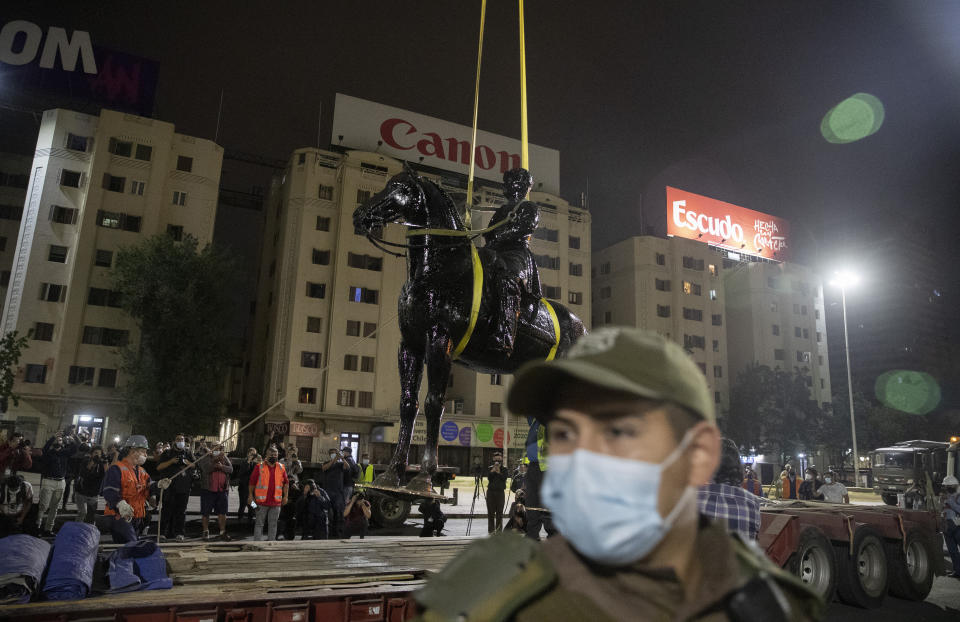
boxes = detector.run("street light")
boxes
[830,270,861,486]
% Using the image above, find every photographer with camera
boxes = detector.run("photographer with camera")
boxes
[343,491,371,539]
[0,431,32,476]
[37,427,79,536]
[321,447,347,538]
[486,453,508,534]
[74,445,108,523]
[297,478,333,540]
[156,433,195,541]
[0,472,36,537]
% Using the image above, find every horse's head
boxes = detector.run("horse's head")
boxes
[353,165,427,236]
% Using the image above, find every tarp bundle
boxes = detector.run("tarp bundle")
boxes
[41,521,100,600]
[0,534,51,604]
[107,540,173,592]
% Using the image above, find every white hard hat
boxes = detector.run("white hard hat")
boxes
[942,475,959,487]
[122,434,149,449]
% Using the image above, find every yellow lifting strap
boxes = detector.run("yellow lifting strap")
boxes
[519,0,529,171]
[452,244,484,359]
[541,298,561,360]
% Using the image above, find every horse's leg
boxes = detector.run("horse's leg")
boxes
[374,340,424,488]
[406,332,452,493]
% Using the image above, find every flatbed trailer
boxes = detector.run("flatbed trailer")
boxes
[2,537,474,622]
[759,501,944,609]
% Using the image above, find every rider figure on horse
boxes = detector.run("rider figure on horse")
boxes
[483,168,542,354]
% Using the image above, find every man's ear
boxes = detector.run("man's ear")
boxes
[686,422,722,487]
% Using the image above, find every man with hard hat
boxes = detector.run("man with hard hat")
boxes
[413,327,822,621]
[101,435,171,543]
[941,474,960,578]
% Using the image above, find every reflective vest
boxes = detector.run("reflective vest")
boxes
[254,462,286,504]
[104,462,150,519]
[360,464,374,483]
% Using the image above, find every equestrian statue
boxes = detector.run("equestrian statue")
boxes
[353,165,586,493]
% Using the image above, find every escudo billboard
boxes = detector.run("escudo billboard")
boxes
[666,187,789,261]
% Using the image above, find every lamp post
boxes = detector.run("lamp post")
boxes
[831,271,860,487]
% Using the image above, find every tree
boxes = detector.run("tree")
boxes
[0,330,29,413]
[113,235,239,439]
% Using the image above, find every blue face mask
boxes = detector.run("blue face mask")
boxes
[541,430,696,566]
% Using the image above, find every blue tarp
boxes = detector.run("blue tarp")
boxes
[42,521,100,600]
[0,534,51,604]
[107,540,172,592]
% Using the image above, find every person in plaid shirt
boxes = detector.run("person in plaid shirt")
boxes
[698,438,761,540]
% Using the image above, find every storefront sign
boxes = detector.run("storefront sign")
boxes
[290,421,319,437]
[265,421,289,436]
[666,186,790,261]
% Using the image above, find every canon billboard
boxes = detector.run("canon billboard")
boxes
[666,187,789,261]
[332,93,560,195]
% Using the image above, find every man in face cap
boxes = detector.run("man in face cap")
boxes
[413,327,822,621]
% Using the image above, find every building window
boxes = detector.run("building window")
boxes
[818,355,824,365]
[102,174,125,193]
[802,328,809,339]
[543,285,561,299]
[709,289,717,301]
[569,236,581,249]
[336,389,356,407]
[306,282,326,299]
[801,305,808,315]
[312,249,331,265]
[0,237,5,252]
[0,271,9,287]
[109,138,133,157]
[797,351,810,363]
[176,156,193,172]
[356,189,372,204]
[135,144,152,161]
[172,191,187,206]
[794,326,802,338]
[48,245,68,263]
[772,324,780,335]
[815,309,821,320]
[682,256,704,270]
[683,334,706,349]
[301,351,321,368]
[50,205,78,224]
[167,225,183,241]
[307,316,322,333]
[95,249,113,267]
[770,301,778,313]
[347,253,382,271]
[358,391,374,408]
[60,169,82,187]
[316,216,331,231]
[682,308,703,321]
[95,210,141,232]
[715,391,722,404]
[793,303,801,314]
[767,277,779,289]
[816,331,822,343]
[344,354,359,371]
[599,286,611,299]
[712,314,722,326]
[491,402,502,417]
[66,133,89,151]
[32,322,54,341]
[0,204,22,220]
[319,184,334,200]
[300,388,318,404]
[774,349,785,361]
[491,374,502,386]
[87,287,123,308]
[68,366,95,385]
[712,339,719,352]
[682,281,702,295]
[568,291,583,305]
[98,368,118,388]
[533,227,559,242]
[39,283,67,302]
[569,262,583,276]
[714,365,723,378]
[656,253,666,266]
[604,310,612,323]
[657,305,671,318]
[25,364,47,383]
[130,180,145,195]
[81,326,129,347]
[534,254,560,270]
[348,286,379,304]
[599,261,611,275]
[655,278,671,292]
[346,320,361,336]
[298,153,307,165]
[361,356,375,373]
[697,362,707,374]
[363,322,377,337]
[708,264,718,276]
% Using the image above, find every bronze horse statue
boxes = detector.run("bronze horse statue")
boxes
[353,167,586,492]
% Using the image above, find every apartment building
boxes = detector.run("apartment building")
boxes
[0,108,222,445]
[247,147,591,468]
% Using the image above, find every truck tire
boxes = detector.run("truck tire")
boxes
[368,492,411,528]
[881,494,898,506]
[835,526,888,609]
[788,526,837,601]
[886,528,936,601]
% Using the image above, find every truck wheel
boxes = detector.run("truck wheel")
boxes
[835,526,888,609]
[886,529,936,601]
[368,493,411,528]
[788,527,837,601]
[881,494,898,506]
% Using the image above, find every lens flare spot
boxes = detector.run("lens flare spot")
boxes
[821,93,885,144]
[874,370,941,415]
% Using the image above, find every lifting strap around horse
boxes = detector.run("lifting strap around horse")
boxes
[452,244,484,359]
[541,298,560,361]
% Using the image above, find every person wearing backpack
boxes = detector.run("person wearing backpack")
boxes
[198,443,233,541]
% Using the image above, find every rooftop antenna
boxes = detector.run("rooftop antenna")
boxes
[214,89,224,144]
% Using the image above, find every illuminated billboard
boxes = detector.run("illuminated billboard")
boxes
[666,186,789,261]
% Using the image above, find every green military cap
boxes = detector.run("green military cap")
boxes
[507,326,715,423]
